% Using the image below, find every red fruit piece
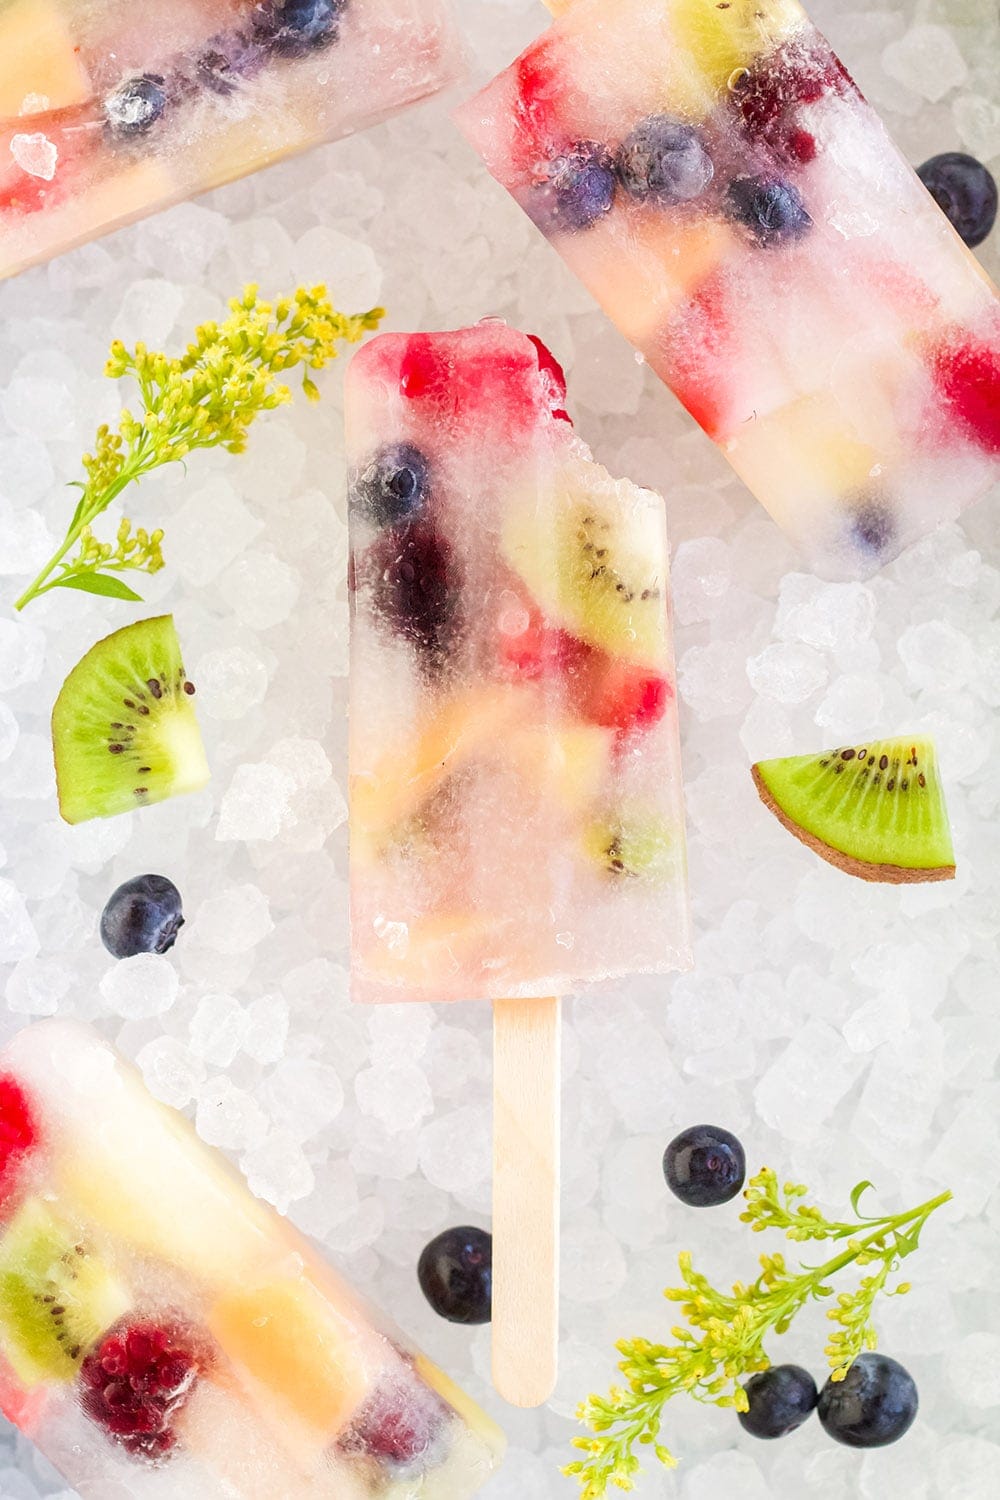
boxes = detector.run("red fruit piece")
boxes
[580,656,672,734]
[79,1319,204,1463]
[497,603,588,679]
[0,1076,38,1212]
[339,1369,449,1474]
[934,332,1000,454]
[513,35,567,169]
[527,335,572,423]
[665,272,738,440]
[730,41,854,165]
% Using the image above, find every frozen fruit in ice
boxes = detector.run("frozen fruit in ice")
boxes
[365,521,459,666]
[725,176,811,246]
[79,1318,202,1461]
[418,1226,492,1325]
[51,616,210,824]
[0,1200,130,1388]
[933,333,1000,454]
[729,41,852,163]
[497,604,587,679]
[616,117,714,206]
[100,875,185,960]
[917,151,997,249]
[739,1364,818,1438]
[340,1368,449,1475]
[850,498,896,557]
[209,1278,367,1442]
[527,141,616,234]
[0,1077,37,1215]
[351,443,432,527]
[584,815,675,881]
[0,0,92,115]
[197,34,268,94]
[104,76,168,138]
[663,1125,745,1207]
[579,656,671,734]
[752,738,956,883]
[673,0,803,93]
[527,334,571,422]
[817,1353,918,1448]
[501,461,669,668]
[254,0,345,56]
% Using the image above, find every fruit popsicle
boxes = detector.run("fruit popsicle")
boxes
[347,322,692,1005]
[0,1020,505,1499]
[0,0,464,281]
[454,0,1000,580]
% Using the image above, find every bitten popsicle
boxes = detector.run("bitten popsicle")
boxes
[0,0,464,281]
[347,323,691,1403]
[454,0,1000,579]
[0,1020,504,1499]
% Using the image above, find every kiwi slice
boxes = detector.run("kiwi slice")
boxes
[501,460,669,668]
[752,737,956,884]
[52,615,210,824]
[584,815,676,882]
[673,0,804,91]
[0,1199,131,1387]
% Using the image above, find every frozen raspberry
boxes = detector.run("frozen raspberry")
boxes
[340,1369,449,1475]
[934,333,1000,454]
[79,1320,203,1462]
[0,1076,38,1212]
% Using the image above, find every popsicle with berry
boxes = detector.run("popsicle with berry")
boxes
[0,0,463,281]
[0,1020,504,1498]
[454,0,1000,579]
[347,322,691,1404]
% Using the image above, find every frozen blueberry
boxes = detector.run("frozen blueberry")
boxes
[100,875,184,959]
[917,151,997,249]
[663,1125,746,1207]
[418,1227,492,1324]
[529,142,616,233]
[352,443,431,527]
[726,176,812,246]
[817,1353,918,1449]
[616,116,714,205]
[197,33,268,94]
[739,1365,818,1439]
[850,497,895,557]
[254,0,345,57]
[104,75,168,137]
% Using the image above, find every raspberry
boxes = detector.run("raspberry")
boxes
[79,1319,203,1462]
[340,1369,449,1474]
[0,1076,38,1211]
[934,333,1000,455]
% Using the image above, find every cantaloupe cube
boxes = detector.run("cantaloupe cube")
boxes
[0,0,92,115]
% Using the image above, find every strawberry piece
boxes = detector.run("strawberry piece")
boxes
[579,656,672,734]
[497,604,588,679]
[665,272,737,439]
[934,332,1000,454]
[527,334,571,423]
[512,36,567,169]
[0,1076,38,1213]
[399,332,570,433]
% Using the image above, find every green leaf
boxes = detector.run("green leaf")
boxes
[850,1181,876,1216]
[54,573,143,601]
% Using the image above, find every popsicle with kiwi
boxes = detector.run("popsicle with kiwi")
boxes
[51,614,209,824]
[752,737,956,883]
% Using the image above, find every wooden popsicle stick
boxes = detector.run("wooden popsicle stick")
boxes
[492,996,561,1408]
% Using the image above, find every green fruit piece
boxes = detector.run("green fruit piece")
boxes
[0,1199,131,1387]
[673,0,804,92]
[752,737,956,883]
[584,815,676,882]
[52,615,210,824]
[501,459,670,668]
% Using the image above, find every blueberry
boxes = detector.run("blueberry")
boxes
[850,497,895,556]
[739,1365,818,1439]
[197,34,268,94]
[367,520,458,666]
[663,1124,745,1207]
[352,443,431,528]
[529,142,616,234]
[817,1353,918,1449]
[616,116,714,206]
[418,1227,492,1325]
[254,0,345,57]
[104,75,168,137]
[100,875,184,959]
[917,151,997,249]
[726,176,812,246]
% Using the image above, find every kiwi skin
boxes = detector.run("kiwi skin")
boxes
[751,741,956,886]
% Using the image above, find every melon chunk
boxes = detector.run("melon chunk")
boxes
[0,0,92,115]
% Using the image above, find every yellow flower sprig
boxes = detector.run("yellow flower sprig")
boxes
[565,1170,950,1498]
[14,284,383,610]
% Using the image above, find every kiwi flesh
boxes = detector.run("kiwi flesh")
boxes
[52,615,210,824]
[0,1199,131,1387]
[501,460,670,668]
[752,737,956,884]
[584,815,675,882]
